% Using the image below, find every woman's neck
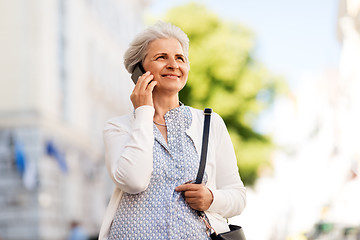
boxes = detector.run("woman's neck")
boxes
[152,94,180,122]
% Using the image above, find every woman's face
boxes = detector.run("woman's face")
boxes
[142,38,189,95]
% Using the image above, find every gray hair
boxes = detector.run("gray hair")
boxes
[124,21,190,73]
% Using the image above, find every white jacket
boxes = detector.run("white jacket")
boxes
[99,106,246,239]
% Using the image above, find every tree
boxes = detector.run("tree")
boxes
[163,3,287,186]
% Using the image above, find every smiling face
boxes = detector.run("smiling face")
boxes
[142,38,189,96]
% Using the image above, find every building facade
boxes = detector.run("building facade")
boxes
[0,0,149,239]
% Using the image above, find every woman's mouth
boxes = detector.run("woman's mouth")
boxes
[162,74,180,79]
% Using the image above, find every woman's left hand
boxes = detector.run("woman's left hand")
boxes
[175,184,214,211]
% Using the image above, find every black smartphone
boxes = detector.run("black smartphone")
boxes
[131,62,146,84]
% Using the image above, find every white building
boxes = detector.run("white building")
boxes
[0,0,148,239]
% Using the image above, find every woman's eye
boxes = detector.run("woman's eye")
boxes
[156,56,165,60]
[177,57,185,62]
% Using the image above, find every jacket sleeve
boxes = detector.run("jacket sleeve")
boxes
[207,113,246,218]
[103,106,155,194]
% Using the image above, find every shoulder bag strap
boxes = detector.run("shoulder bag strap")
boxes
[195,108,212,221]
[195,108,212,184]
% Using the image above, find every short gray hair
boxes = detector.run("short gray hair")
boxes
[124,21,190,73]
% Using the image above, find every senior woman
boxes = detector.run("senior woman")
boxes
[99,21,246,239]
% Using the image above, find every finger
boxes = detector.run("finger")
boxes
[133,72,148,89]
[138,72,153,89]
[175,183,201,192]
[185,197,202,204]
[146,80,157,92]
[131,72,153,99]
[132,71,149,92]
[185,195,211,211]
[186,200,206,211]
[183,191,201,198]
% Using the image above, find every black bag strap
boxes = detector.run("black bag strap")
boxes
[195,109,246,239]
[195,108,214,222]
[195,108,212,184]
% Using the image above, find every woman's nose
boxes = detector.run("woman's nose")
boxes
[166,58,179,69]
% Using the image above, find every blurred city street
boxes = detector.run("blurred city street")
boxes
[1,0,360,239]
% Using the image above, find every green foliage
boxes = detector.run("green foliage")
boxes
[163,3,287,186]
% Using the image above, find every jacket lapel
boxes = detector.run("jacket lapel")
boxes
[186,107,203,155]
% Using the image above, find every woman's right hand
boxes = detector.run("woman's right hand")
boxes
[130,71,157,109]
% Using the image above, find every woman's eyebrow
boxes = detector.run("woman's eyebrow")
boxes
[153,52,167,57]
[151,53,185,60]
[153,53,184,57]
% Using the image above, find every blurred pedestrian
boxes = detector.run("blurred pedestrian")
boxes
[68,221,88,240]
[99,21,246,239]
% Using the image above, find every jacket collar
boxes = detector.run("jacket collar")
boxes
[186,107,203,155]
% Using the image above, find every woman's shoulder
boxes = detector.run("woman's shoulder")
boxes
[104,112,133,132]
[104,105,155,132]
[188,106,223,123]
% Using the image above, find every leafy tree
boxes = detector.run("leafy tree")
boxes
[162,3,287,186]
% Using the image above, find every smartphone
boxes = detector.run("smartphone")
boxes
[131,62,146,84]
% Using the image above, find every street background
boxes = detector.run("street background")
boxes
[1,0,360,239]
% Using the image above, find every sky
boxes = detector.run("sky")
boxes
[146,0,341,90]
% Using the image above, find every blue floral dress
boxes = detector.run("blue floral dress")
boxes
[108,105,209,239]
